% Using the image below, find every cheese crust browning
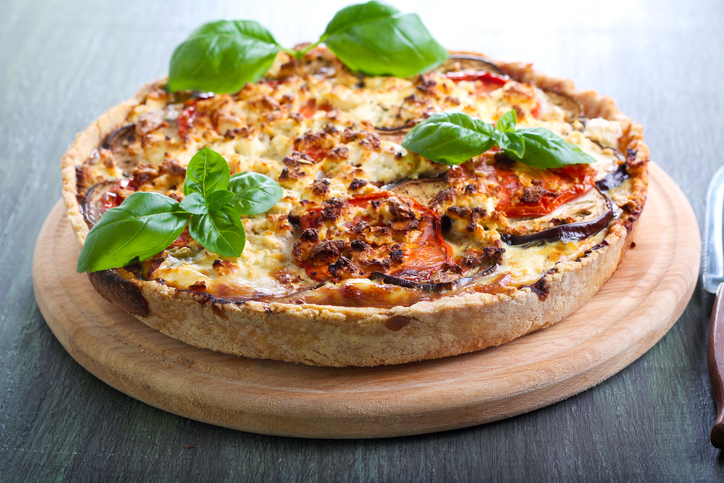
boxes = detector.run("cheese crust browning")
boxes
[61,48,648,366]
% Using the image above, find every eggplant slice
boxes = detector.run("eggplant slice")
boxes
[384,178,448,206]
[375,123,414,143]
[101,123,144,176]
[375,55,505,138]
[596,163,629,191]
[370,250,502,293]
[80,180,125,227]
[101,124,135,151]
[439,54,506,76]
[541,89,583,123]
[500,189,613,245]
[375,123,415,133]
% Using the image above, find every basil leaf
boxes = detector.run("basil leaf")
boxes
[321,1,448,77]
[401,111,495,165]
[516,128,597,168]
[496,110,517,133]
[179,192,207,215]
[402,111,595,169]
[77,192,190,273]
[228,172,283,215]
[181,190,234,216]
[206,190,235,212]
[167,20,280,93]
[492,110,521,158]
[498,131,526,160]
[183,147,231,198]
[189,206,246,257]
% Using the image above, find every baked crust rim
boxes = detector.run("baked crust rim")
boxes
[61,51,649,366]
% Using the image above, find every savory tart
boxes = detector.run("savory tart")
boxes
[61,47,648,366]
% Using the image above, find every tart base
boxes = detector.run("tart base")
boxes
[60,54,650,366]
[35,163,699,436]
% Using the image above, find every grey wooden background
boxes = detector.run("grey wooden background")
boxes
[1,0,722,480]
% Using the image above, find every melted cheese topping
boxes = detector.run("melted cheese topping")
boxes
[77,48,632,306]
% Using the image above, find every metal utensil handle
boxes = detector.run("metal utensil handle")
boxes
[709,283,724,448]
[703,167,724,294]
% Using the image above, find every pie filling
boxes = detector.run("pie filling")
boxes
[75,49,637,307]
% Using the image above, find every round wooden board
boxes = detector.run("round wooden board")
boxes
[33,163,699,439]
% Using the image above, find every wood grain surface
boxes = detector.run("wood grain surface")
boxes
[33,164,698,439]
[3,0,724,480]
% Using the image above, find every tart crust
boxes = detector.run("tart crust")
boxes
[61,52,649,367]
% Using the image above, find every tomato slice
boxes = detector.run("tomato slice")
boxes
[177,103,197,139]
[177,94,216,138]
[98,179,131,214]
[293,193,453,282]
[299,99,333,119]
[304,145,329,162]
[530,101,541,119]
[446,70,508,95]
[478,162,596,217]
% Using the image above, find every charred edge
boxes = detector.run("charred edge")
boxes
[385,315,413,332]
[521,277,548,301]
[185,286,231,318]
[174,285,239,308]
[590,240,609,251]
[88,270,149,317]
[620,198,646,233]
[582,240,610,257]
[621,216,638,233]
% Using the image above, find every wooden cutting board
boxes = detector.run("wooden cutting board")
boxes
[33,163,699,439]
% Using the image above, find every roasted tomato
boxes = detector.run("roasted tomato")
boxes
[177,103,197,139]
[299,99,333,119]
[80,178,133,226]
[292,193,454,283]
[304,145,329,162]
[477,161,596,217]
[446,70,508,95]
[177,93,215,138]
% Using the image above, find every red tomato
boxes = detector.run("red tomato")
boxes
[97,179,132,215]
[446,70,508,95]
[177,103,197,139]
[478,163,596,217]
[304,145,329,162]
[295,193,453,282]
[299,99,333,119]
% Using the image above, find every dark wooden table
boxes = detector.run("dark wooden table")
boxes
[2,0,723,480]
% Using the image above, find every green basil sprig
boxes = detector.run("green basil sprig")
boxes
[319,1,448,77]
[76,193,191,273]
[167,1,448,93]
[77,147,283,273]
[167,20,281,93]
[401,110,597,168]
